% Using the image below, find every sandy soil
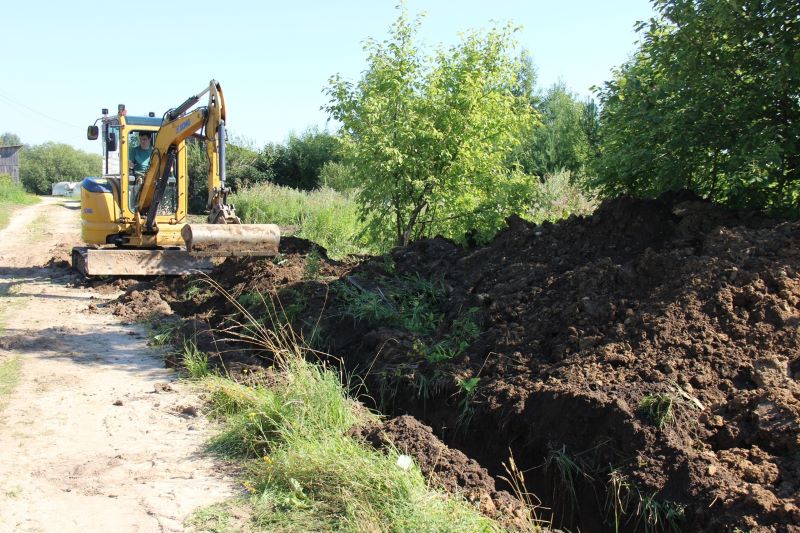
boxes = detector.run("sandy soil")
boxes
[0,198,235,532]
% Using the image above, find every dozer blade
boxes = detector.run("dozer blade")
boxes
[181,224,281,257]
[72,247,222,276]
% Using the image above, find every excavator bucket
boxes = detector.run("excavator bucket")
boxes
[181,223,281,257]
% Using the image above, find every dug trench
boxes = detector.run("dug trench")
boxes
[94,191,800,532]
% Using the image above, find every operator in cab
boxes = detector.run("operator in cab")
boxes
[129,132,153,174]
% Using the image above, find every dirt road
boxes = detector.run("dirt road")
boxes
[0,198,235,532]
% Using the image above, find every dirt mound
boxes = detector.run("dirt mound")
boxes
[307,193,799,532]
[350,415,532,530]
[116,193,799,531]
[108,287,174,322]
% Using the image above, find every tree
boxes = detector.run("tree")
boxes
[19,143,101,194]
[594,0,800,213]
[0,133,22,147]
[325,6,536,247]
[186,137,263,214]
[514,83,593,177]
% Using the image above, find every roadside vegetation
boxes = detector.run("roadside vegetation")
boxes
[232,184,375,259]
[0,175,38,230]
[160,287,507,532]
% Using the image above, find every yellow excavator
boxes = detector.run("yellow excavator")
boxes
[72,80,280,276]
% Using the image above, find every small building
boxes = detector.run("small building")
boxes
[0,145,22,183]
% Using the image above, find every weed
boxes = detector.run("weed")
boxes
[303,246,322,280]
[640,393,674,430]
[424,307,481,363]
[544,445,593,524]
[232,182,378,259]
[455,376,480,430]
[605,469,633,533]
[237,291,264,310]
[150,321,180,346]
[182,341,211,379]
[192,277,504,531]
[183,282,204,299]
[499,452,549,531]
[637,492,685,533]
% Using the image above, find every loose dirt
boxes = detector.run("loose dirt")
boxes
[141,192,799,532]
[0,198,235,532]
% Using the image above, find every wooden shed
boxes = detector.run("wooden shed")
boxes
[0,145,22,183]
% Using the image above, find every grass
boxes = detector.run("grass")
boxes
[182,341,211,379]
[0,356,22,414]
[0,176,38,230]
[639,394,674,430]
[543,445,594,525]
[186,279,506,531]
[232,183,377,259]
[637,492,686,533]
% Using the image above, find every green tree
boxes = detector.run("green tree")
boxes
[325,6,536,247]
[594,0,800,213]
[19,143,101,194]
[514,83,592,177]
[186,137,263,214]
[0,133,22,147]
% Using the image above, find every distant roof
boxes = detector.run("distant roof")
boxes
[126,116,164,127]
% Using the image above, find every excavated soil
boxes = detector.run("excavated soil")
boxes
[113,193,800,532]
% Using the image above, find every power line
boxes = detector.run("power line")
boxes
[0,89,82,129]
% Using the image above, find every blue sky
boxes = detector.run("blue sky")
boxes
[2,1,655,154]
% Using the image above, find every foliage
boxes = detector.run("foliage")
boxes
[18,142,101,195]
[318,160,358,192]
[337,274,445,337]
[514,83,596,178]
[182,341,211,379]
[594,0,800,214]
[214,128,340,196]
[524,170,596,224]
[194,285,500,531]
[186,137,263,214]
[326,5,537,247]
[232,182,376,258]
[0,175,37,204]
[0,132,22,147]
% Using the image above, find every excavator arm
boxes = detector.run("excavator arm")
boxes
[136,80,236,233]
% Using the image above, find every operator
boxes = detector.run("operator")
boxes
[129,132,153,174]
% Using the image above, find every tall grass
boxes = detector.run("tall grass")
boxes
[232,183,377,259]
[0,175,38,230]
[191,279,503,531]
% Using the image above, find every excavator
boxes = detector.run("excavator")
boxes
[72,80,280,276]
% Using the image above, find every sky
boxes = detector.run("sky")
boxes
[1,1,656,154]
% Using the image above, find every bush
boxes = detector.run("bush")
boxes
[0,175,36,204]
[524,170,596,224]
